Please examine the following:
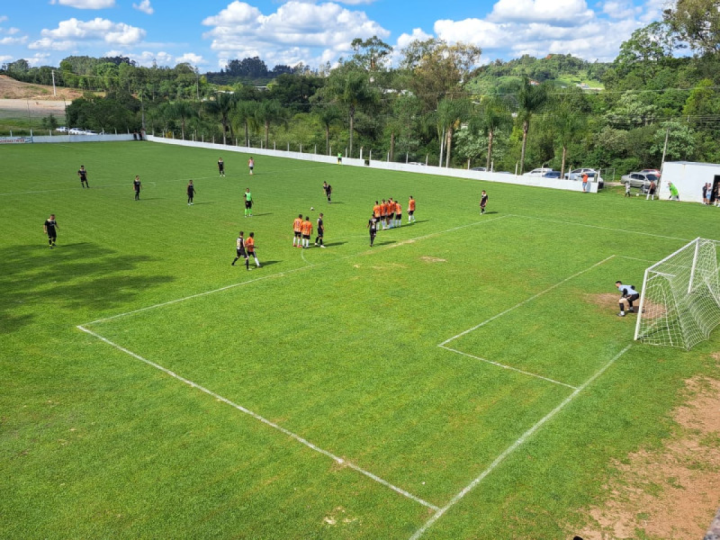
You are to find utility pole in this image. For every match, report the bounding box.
[51,70,57,97]
[661,127,670,167]
[196,68,200,101]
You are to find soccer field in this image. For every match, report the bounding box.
[1,141,718,539]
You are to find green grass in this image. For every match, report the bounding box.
[1,141,719,539]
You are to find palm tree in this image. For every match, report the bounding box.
[313,104,341,155]
[255,100,285,148]
[327,70,377,156]
[231,101,259,146]
[171,101,197,140]
[476,97,512,170]
[436,98,470,168]
[205,92,236,145]
[552,99,587,179]
[516,78,547,173]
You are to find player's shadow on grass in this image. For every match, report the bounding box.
[0,243,174,335]
[323,242,347,247]
[375,240,396,246]
[250,213,273,217]
[259,260,280,267]
[327,201,344,204]
[483,211,499,215]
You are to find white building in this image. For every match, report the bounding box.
[660,161,720,203]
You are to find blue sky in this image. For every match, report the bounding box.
[0,0,666,70]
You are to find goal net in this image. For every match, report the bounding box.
[634,238,720,350]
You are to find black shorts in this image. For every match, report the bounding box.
[247,250,255,257]
[302,234,310,240]
[219,165,224,171]
[317,230,324,237]
[47,232,57,240]
[370,230,377,237]
[249,166,253,171]
[294,231,302,238]
[408,210,414,216]
[396,214,402,220]
[387,213,394,219]
[236,249,247,257]
[245,201,252,209]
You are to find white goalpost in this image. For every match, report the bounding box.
[635,238,720,350]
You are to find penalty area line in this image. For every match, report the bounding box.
[439,255,616,347]
[77,325,439,512]
[409,345,632,540]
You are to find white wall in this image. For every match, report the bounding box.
[660,162,720,203]
[32,134,136,144]
[148,136,598,194]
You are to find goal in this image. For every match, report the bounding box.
[634,238,720,350]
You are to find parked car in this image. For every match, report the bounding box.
[524,168,553,177]
[621,171,659,191]
[542,171,561,178]
[640,169,661,176]
[471,166,487,172]
[56,126,67,133]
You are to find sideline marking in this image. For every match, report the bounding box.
[82,214,511,326]
[409,345,632,539]
[440,255,616,347]
[439,346,577,390]
[509,214,693,242]
[77,325,439,512]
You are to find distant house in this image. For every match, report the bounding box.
[529,79,540,86]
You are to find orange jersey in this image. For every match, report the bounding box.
[395,202,402,214]
[408,199,415,211]
[293,218,303,232]
[381,203,388,215]
[302,221,313,235]
[245,237,255,251]
[373,205,381,217]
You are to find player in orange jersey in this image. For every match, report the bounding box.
[394,199,402,228]
[301,216,313,248]
[244,232,261,270]
[293,214,303,248]
[408,196,416,223]
[373,201,381,222]
[386,198,395,229]
[380,199,388,230]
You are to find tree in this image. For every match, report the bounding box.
[436,98,470,167]
[471,96,512,170]
[650,121,697,161]
[255,100,286,148]
[350,36,393,71]
[326,69,378,155]
[615,23,673,84]
[664,0,720,56]
[551,99,587,179]
[232,101,259,146]
[170,101,197,140]
[313,104,342,155]
[41,114,58,131]
[515,78,548,173]
[205,92,236,145]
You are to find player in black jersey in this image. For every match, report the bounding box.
[323,181,332,203]
[315,213,326,248]
[232,231,247,266]
[43,214,59,248]
[480,190,488,214]
[187,180,197,205]
[218,157,225,177]
[78,165,89,188]
[133,175,142,200]
[368,214,378,247]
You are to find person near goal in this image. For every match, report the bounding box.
[616,281,640,317]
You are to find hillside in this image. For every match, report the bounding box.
[468,54,608,95]
[0,75,85,100]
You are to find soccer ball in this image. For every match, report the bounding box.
[310,206,314,211]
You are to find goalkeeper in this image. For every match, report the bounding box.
[615,281,640,317]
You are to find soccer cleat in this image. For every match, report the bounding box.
[321,245,326,249]
[628,307,635,313]
[618,312,625,317]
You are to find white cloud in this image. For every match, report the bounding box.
[27,53,51,66]
[0,55,12,63]
[603,0,639,19]
[6,28,21,35]
[50,0,116,8]
[104,50,206,67]
[31,18,146,50]
[0,35,28,45]
[133,0,154,15]
[489,0,595,25]
[202,1,388,67]
[0,16,7,23]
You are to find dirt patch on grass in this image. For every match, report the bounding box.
[586,293,666,319]
[0,75,85,100]
[322,506,357,526]
[577,377,720,540]
[421,256,446,263]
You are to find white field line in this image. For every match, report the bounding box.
[77,324,439,511]
[439,255,616,347]
[439,346,577,390]
[509,214,693,242]
[409,344,632,540]
[82,214,511,327]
